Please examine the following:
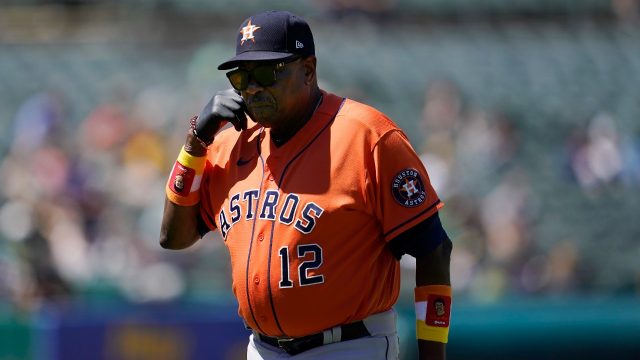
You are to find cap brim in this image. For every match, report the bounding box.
[217,51,296,70]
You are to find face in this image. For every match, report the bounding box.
[174,174,184,191]
[234,57,314,129]
[435,300,445,317]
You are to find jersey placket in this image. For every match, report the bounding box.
[246,149,289,336]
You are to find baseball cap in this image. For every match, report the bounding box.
[217,10,315,70]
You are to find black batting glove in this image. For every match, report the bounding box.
[195,89,248,145]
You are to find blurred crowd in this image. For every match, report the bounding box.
[399,77,640,302]
[0,85,232,310]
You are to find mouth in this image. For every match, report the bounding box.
[247,96,275,106]
[247,101,277,119]
[245,95,277,121]
[246,93,274,105]
[248,102,275,109]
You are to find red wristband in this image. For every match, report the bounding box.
[165,146,206,206]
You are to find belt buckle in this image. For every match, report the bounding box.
[278,338,295,347]
[277,337,295,349]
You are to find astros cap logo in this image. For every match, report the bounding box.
[239,19,261,45]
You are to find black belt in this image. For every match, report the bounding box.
[257,320,371,355]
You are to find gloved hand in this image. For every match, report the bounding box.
[195,89,248,145]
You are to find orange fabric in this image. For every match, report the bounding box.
[199,91,442,338]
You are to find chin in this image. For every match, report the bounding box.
[250,110,276,127]
[254,118,273,128]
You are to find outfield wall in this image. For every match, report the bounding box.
[1,297,638,360]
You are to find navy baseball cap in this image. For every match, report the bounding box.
[217,10,315,70]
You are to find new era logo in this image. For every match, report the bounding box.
[295,40,304,49]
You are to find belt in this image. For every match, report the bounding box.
[257,320,371,356]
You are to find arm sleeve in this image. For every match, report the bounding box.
[387,212,449,259]
[371,129,443,242]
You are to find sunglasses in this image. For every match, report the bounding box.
[226,56,300,91]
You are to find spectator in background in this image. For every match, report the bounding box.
[564,112,624,194]
[10,91,66,153]
[612,0,640,23]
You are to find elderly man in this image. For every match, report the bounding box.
[161,10,452,360]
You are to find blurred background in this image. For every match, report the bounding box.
[1,0,639,359]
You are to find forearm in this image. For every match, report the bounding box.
[160,130,209,250]
[419,340,446,360]
[159,198,201,249]
[415,239,451,287]
[416,238,452,360]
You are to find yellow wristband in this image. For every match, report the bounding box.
[416,319,449,343]
[415,285,452,343]
[165,146,206,206]
[177,146,206,170]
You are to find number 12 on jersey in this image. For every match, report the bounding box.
[278,244,325,288]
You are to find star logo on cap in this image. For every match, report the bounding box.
[240,19,261,45]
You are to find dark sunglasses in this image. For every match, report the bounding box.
[226,56,300,91]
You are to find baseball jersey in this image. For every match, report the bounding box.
[198,91,443,338]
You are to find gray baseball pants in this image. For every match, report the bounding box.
[246,309,400,360]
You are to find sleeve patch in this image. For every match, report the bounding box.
[391,168,427,207]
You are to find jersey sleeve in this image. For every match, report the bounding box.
[371,129,443,242]
[197,160,218,233]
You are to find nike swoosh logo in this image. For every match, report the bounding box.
[236,157,253,166]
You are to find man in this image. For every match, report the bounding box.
[160,10,452,360]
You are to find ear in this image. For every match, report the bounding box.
[302,56,317,85]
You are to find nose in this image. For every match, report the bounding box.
[244,78,264,95]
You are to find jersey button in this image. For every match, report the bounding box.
[254,276,260,284]
[268,175,274,181]
[257,233,264,241]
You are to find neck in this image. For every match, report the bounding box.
[271,88,322,146]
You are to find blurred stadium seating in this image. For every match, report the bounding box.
[1,0,639,359]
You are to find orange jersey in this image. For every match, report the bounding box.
[198,91,442,338]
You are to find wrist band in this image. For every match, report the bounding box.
[190,115,212,148]
[415,285,452,343]
[165,146,206,206]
